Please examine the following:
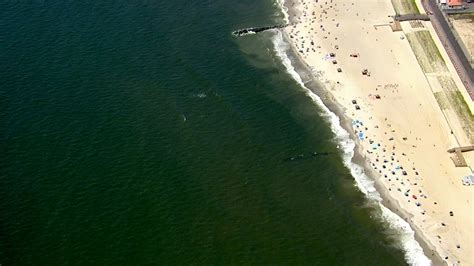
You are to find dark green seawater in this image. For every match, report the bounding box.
[2,0,407,264]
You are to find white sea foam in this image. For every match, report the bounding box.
[270,5,431,264]
[191,92,207,98]
[275,0,289,24]
[238,31,256,36]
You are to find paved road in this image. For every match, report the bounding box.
[423,0,474,100]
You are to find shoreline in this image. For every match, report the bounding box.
[278,26,445,266]
[275,0,462,264]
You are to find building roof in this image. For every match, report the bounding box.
[448,0,463,6]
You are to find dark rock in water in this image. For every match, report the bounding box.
[312,151,330,156]
[285,151,333,162]
[232,23,291,36]
[284,154,304,162]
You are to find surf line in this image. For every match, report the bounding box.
[232,23,293,37]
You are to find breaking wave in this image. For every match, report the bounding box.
[272,2,431,265]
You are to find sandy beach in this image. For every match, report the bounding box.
[281,0,474,264]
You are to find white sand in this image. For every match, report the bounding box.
[283,0,473,264]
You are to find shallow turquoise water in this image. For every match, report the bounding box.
[1,0,406,264]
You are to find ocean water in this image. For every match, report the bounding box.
[2,0,417,264]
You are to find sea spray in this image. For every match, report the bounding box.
[270,13,431,265]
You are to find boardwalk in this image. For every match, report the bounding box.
[424,0,474,100]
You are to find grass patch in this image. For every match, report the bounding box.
[450,91,474,141]
[452,91,474,119]
[437,76,474,141]
[406,31,447,73]
[437,75,458,92]
[391,0,420,15]
[434,92,449,110]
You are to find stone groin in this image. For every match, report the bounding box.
[232,24,291,36]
